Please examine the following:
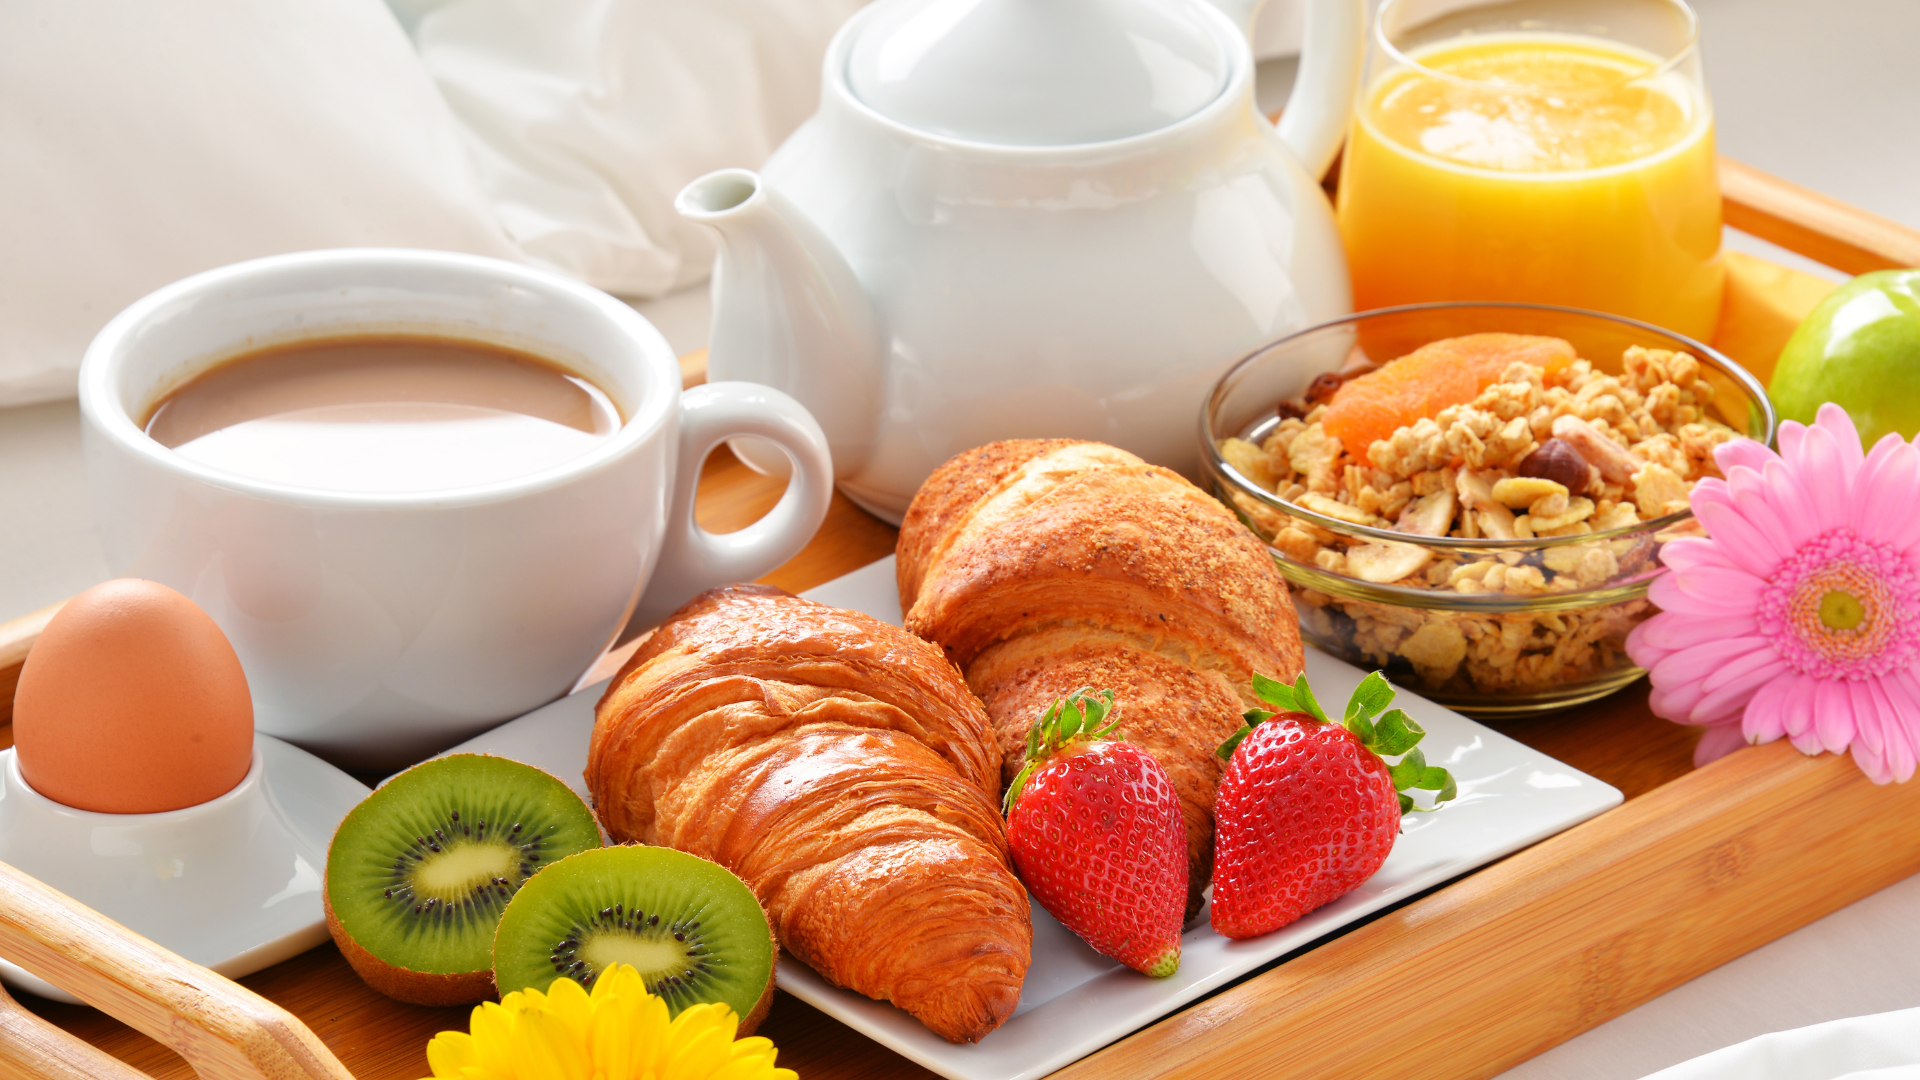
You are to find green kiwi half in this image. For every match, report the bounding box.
[324,753,602,1005]
[493,845,777,1034]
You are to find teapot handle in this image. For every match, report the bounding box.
[1207,0,1365,182]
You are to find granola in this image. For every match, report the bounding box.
[1217,337,1743,702]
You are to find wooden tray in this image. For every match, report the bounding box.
[1,157,1918,1080]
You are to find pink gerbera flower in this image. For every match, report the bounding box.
[1626,403,1920,783]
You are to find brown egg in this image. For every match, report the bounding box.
[14,579,254,814]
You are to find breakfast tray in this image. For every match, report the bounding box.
[1,157,1918,1080]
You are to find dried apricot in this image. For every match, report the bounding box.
[1322,334,1575,463]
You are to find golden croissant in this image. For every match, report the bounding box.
[897,439,1306,915]
[586,584,1030,1044]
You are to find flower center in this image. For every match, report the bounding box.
[1758,529,1920,681]
[1819,589,1866,631]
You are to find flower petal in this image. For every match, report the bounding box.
[1850,742,1893,785]
[1693,499,1788,577]
[1722,468,1799,559]
[1714,437,1778,476]
[1649,636,1777,718]
[1658,535,1749,575]
[1669,564,1769,610]
[1879,670,1920,784]
[1742,674,1792,743]
[1776,410,1858,483]
[1846,680,1888,783]
[1855,434,1920,554]
[1815,402,1869,470]
[623,990,674,1078]
[1650,680,1693,722]
[424,1031,479,1080]
[1650,569,1758,619]
[1693,721,1749,767]
[1756,459,1832,550]
[1689,475,1732,507]
[1778,673,1824,752]
[667,1012,735,1080]
[544,975,594,1047]
[1774,417,1808,462]
[1691,650,1792,724]
[1626,618,1674,668]
[470,1001,517,1070]
[1630,610,1754,655]
[509,1006,589,1080]
[1813,677,1857,754]
[713,1057,775,1080]
[1650,636,1776,684]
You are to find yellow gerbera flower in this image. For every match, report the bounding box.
[418,964,796,1080]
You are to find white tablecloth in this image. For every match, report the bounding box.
[1640,1007,1920,1080]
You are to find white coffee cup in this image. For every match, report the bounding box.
[79,249,832,768]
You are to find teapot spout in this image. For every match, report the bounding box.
[677,169,882,478]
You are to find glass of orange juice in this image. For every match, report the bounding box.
[1336,0,1724,341]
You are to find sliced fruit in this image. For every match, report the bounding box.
[1323,333,1576,462]
[493,845,778,1035]
[324,753,602,1006]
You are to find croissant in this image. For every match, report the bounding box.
[586,584,1030,1044]
[897,440,1306,915]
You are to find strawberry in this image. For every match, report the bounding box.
[1210,671,1457,940]
[1003,688,1186,977]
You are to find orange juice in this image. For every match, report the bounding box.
[1337,35,1724,340]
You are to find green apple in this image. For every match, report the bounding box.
[1769,269,1920,447]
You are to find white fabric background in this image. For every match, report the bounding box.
[0,0,870,407]
[1640,1008,1920,1080]
[0,1,519,406]
[388,0,870,297]
[0,0,1307,409]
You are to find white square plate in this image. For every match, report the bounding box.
[453,556,1622,1080]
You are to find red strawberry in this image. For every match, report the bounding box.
[1210,671,1456,940]
[1004,689,1186,977]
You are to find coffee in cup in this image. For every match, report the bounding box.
[144,334,623,494]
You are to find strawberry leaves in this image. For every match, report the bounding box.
[1218,671,1458,814]
[1218,672,1322,757]
[1250,671,1328,723]
[1389,749,1457,813]
[1004,687,1119,815]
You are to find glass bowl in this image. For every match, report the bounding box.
[1200,303,1775,716]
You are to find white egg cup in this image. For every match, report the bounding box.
[0,733,367,1004]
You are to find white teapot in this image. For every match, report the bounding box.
[677,0,1362,523]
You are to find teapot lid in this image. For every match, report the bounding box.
[845,0,1231,146]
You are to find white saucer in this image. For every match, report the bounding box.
[0,733,368,1004]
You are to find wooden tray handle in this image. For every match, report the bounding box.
[0,860,355,1080]
[0,978,150,1080]
[1721,156,1920,274]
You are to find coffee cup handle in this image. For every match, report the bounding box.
[627,380,834,632]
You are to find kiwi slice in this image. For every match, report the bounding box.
[324,753,601,1006]
[493,845,777,1034]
